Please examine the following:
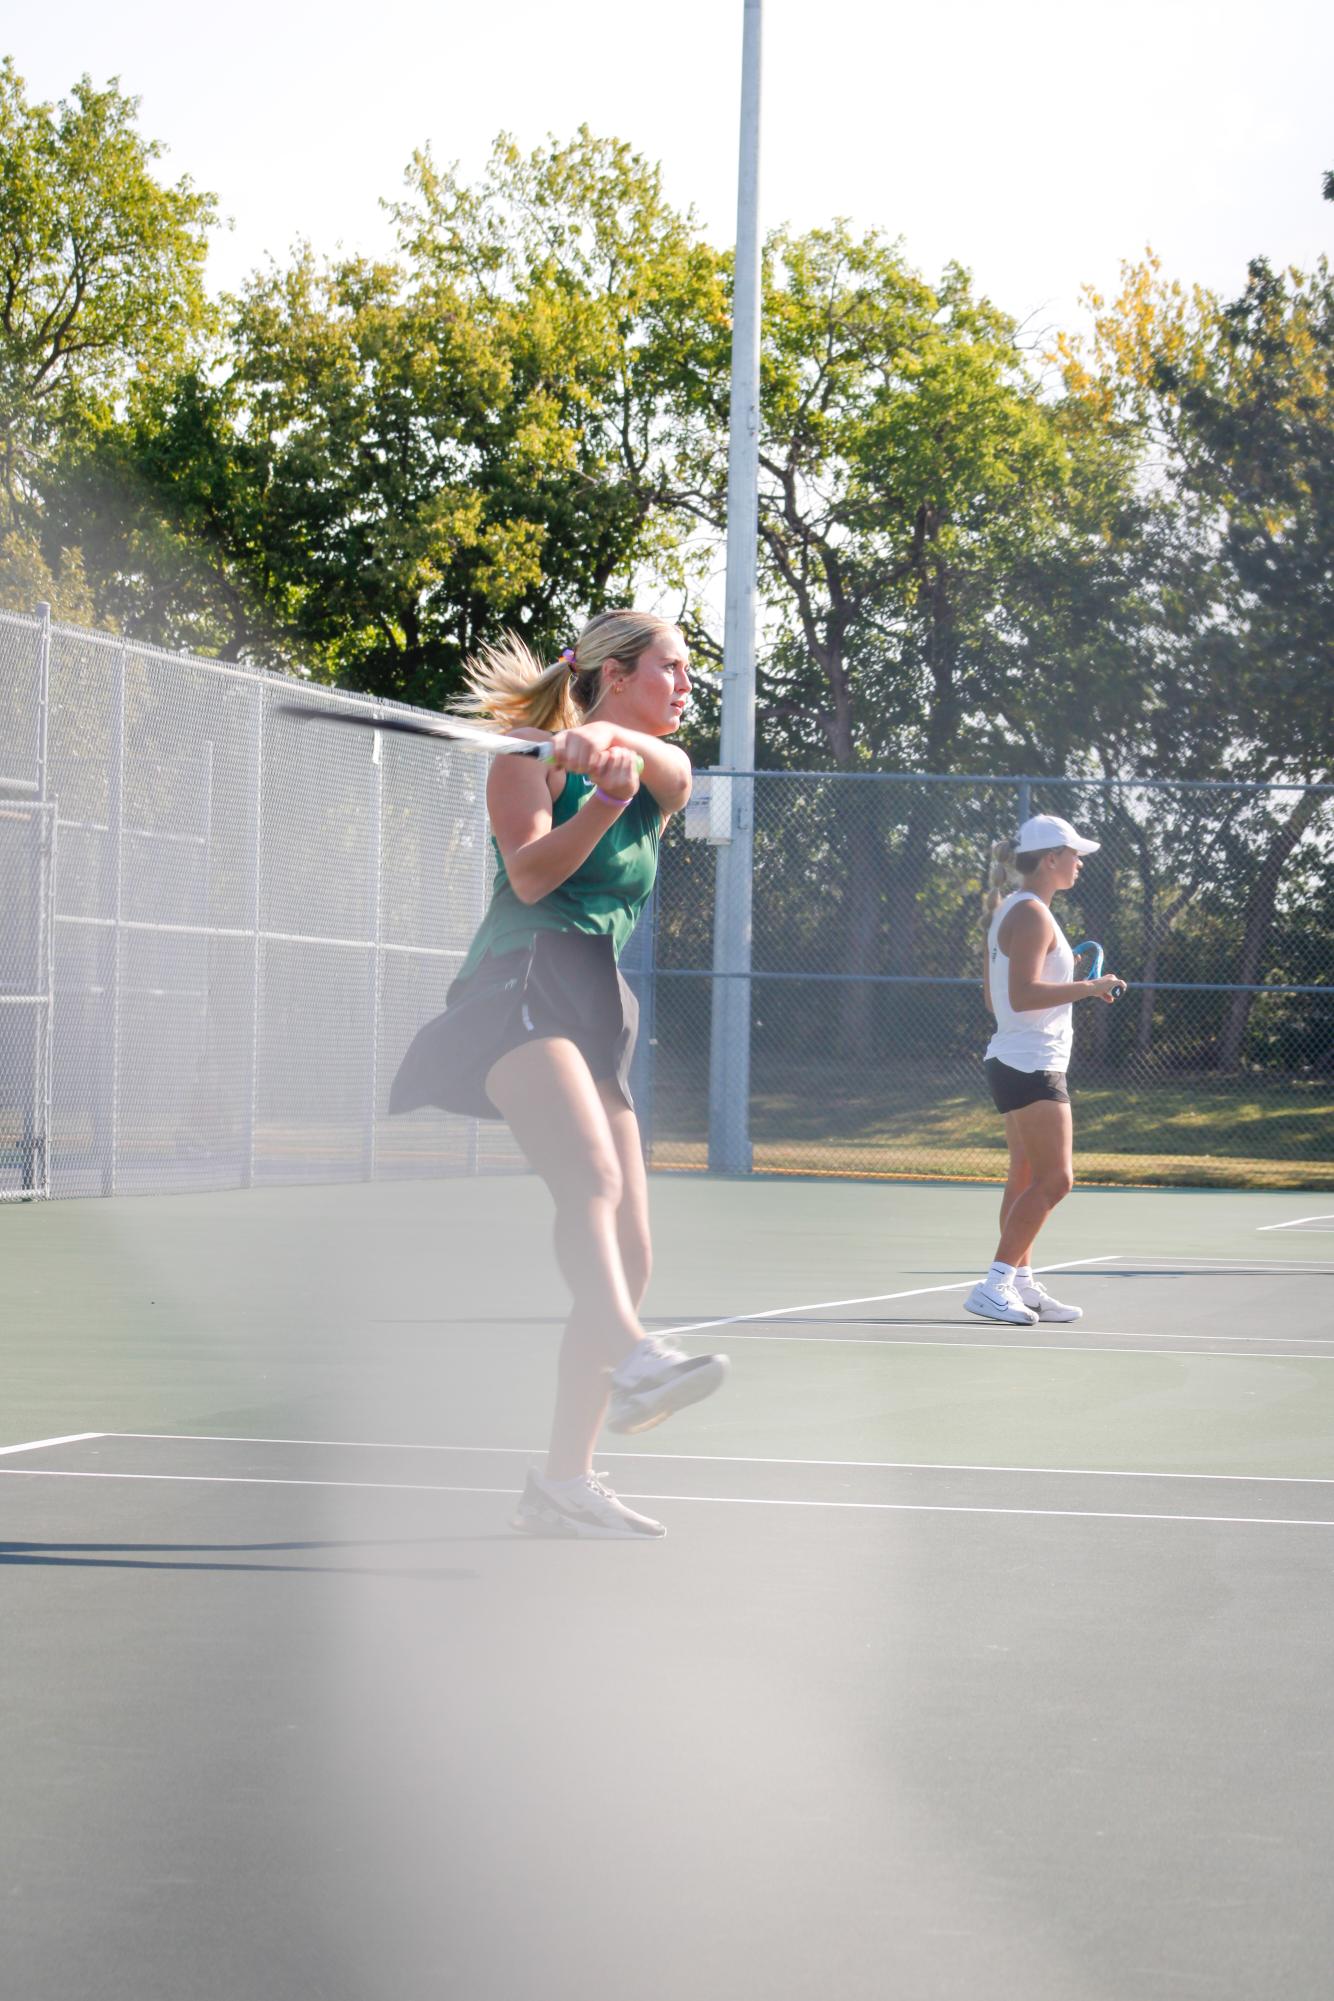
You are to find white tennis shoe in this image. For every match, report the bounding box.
[1016,1277,1083,1322]
[606,1338,730,1435]
[964,1278,1039,1326]
[511,1470,666,1540]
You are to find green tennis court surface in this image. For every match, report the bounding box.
[4,1178,1333,2000]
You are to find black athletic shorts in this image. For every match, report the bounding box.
[388,929,639,1122]
[984,1057,1070,1114]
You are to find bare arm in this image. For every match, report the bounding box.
[550,720,691,816]
[486,738,643,906]
[1002,901,1122,1008]
[982,937,993,1018]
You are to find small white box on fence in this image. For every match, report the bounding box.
[684,771,733,845]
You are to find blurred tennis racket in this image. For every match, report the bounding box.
[276,702,645,779]
[276,700,556,760]
[1072,939,1126,999]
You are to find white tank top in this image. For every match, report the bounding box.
[985,890,1075,1072]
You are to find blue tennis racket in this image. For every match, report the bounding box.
[1073,939,1126,999]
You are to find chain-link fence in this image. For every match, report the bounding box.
[3,606,1331,1198]
[653,771,1334,1187]
[0,607,529,1200]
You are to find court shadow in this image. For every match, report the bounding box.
[0,1535,482,1579]
[1028,1266,1331,1280]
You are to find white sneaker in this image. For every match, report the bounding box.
[964,1279,1039,1326]
[606,1339,730,1435]
[511,1470,665,1540]
[1016,1278,1083,1323]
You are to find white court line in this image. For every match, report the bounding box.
[735,1327,1334,1348]
[1257,1216,1334,1233]
[106,1434,1334,1486]
[668,1335,1334,1360]
[1048,1330,1334,1348]
[0,1433,103,1457]
[4,1465,1334,1530]
[682,1323,1334,1350]
[653,1254,1121,1339]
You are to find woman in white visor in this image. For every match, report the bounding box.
[968,814,1124,1325]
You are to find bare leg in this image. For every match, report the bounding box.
[994,1101,1074,1269]
[485,1038,644,1480]
[598,1079,652,1308]
[998,1125,1034,1253]
[538,1084,653,1476]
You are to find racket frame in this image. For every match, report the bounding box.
[274,700,644,776]
[274,699,552,759]
[1072,938,1125,999]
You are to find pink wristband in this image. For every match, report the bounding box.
[593,785,631,808]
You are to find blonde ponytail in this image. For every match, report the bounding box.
[456,609,680,735]
[984,837,1022,915]
[456,636,578,734]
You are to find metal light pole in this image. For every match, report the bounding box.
[707,0,762,1173]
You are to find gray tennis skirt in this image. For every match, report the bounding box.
[388,929,639,1122]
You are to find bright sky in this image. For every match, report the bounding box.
[8,0,1333,335]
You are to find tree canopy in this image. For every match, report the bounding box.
[2,64,1329,816]
[0,59,214,612]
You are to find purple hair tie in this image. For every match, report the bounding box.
[557,647,576,668]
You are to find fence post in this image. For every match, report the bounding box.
[465,771,488,1175]
[32,600,53,1192]
[200,740,214,930]
[364,728,384,1180]
[34,602,51,803]
[707,0,763,1177]
[708,782,754,1172]
[242,674,265,1187]
[98,642,126,1195]
[39,804,55,1197]
[17,800,56,1198]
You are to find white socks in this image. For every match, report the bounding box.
[987,1262,1037,1293]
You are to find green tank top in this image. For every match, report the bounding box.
[455,772,661,984]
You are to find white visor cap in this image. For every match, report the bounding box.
[1016,813,1100,856]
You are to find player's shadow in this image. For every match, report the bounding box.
[0,1535,486,1579]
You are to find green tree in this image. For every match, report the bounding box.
[1060,253,1334,1065]
[392,128,728,625]
[0,525,94,620]
[1178,259,1334,1062]
[672,223,1154,1048]
[118,250,528,682]
[0,59,215,610]
[120,130,724,694]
